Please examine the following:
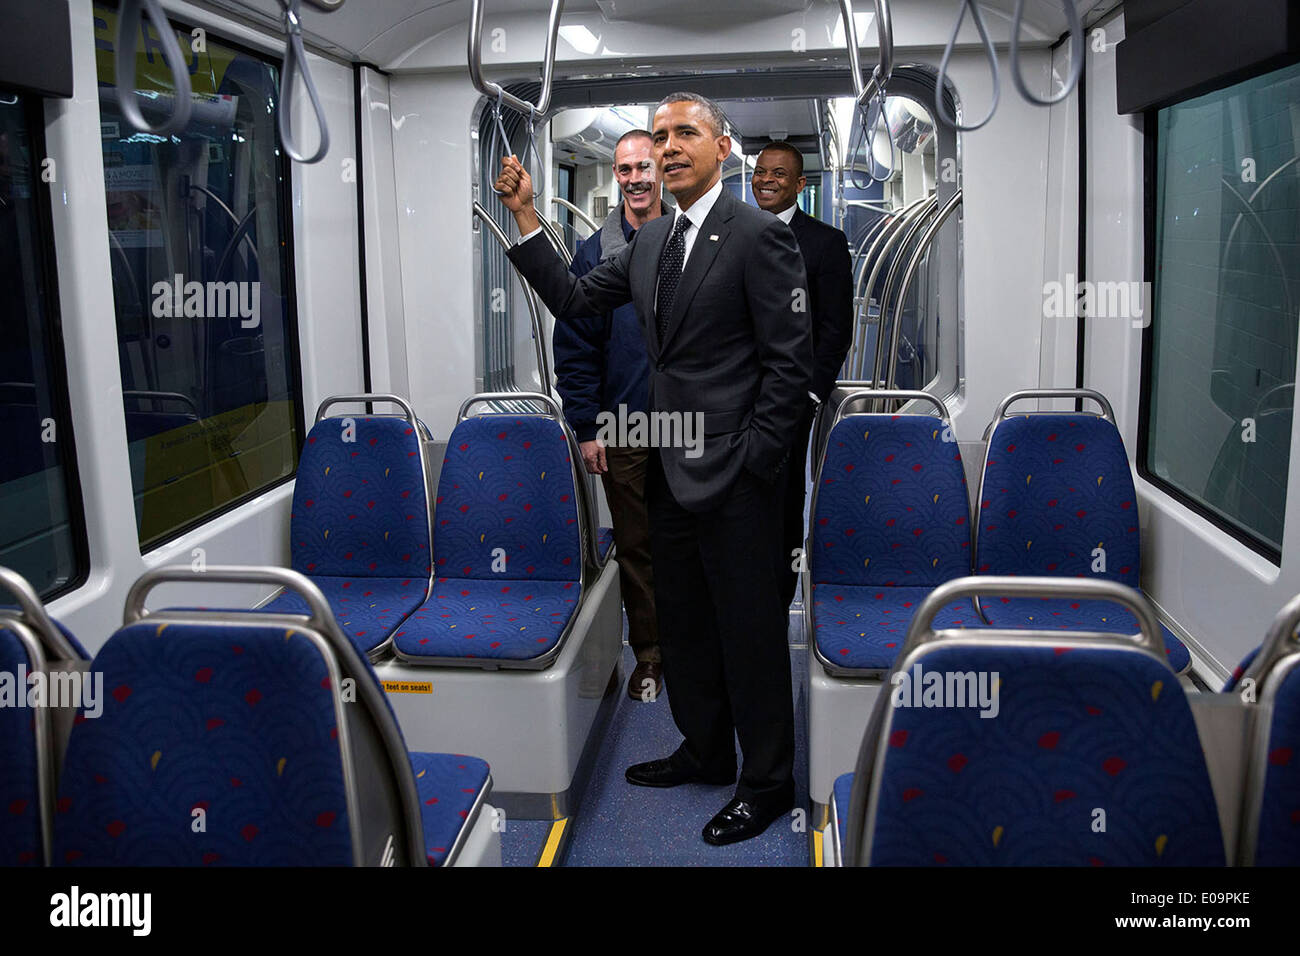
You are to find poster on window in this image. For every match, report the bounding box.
[104,163,163,249]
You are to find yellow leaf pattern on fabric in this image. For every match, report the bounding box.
[277,758,287,776]
[992,825,1004,847]
[1155,834,1168,857]
[1151,680,1163,701]
[151,751,162,770]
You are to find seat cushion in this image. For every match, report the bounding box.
[980,596,1191,674]
[597,526,614,561]
[1224,647,1260,692]
[833,771,854,861]
[410,752,491,866]
[813,585,982,671]
[290,416,431,579]
[394,578,581,662]
[262,575,426,655]
[0,625,41,865]
[867,643,1224,866]
[53,622,354,866]
[1253,662,1300,865]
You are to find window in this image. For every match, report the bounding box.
[94,4,303,550]
[1142,61,1300,560]
[0,92,88,598]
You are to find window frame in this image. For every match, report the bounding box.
[93,4,307,554]
[7,90,93,600]
[1135,65,1300,566]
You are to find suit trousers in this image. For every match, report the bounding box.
[600,445,659,664]
[646,448,796,801]
[778,401,817,610]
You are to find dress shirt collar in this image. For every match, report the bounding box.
[674,176,724,232]
[774,203,798,225]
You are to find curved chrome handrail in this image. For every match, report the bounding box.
[870,199,939,389]
[992,387,1116,424]
[115,0,193,136]
[0,566,82,661]
[314,393,420,427]
[551,197,599,234]
[847,196,931,376]
[838,0,893,109]
[885,189,963,393]
[468,0,564,117]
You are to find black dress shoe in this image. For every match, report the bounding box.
[625,752,735,788]
[701,794,794,846]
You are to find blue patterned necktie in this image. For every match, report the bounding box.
[655,214,692,342]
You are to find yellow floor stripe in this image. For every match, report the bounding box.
[537,818,568,867]
[813,826,824,868]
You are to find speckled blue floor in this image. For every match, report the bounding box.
[501,819,554,867]
[558,637,811,867]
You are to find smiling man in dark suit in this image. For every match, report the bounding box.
[495,92,812,845]
[750,141,854,612]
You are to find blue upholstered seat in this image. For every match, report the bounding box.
[811,413,974,673]
[395,415,583,664]
[848,643,1224,866]
[597,526,614,561]
[976,414,1190,672]
[832,770,853,857]
[1224,647,1260,692]
[0,624,42,866]
[1250,661,1300,865]
[280,415,432,653]
[410,752,491,866]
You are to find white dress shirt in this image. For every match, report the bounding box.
[773,203,797,225]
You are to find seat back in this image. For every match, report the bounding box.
[290,395,433,581]
[0,567,88,867]
[976,391,1139,587]
[844,577,1225,866]
[434,396,586,584]
[810,392,970,589]
[52,567,427,867]
[1236,593,1300,865]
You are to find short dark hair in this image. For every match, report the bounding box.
[757,140,804,178]
[615,128,652,151]
[654,92,730,138]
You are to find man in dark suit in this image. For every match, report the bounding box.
[750,142,854,611]
[495,92,812,845]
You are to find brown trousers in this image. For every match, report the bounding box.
[601,444,660,663]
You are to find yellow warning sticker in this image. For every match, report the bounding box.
[382,681,433,695]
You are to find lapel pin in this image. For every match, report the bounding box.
[709,234,719,241]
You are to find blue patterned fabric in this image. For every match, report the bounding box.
[981,597,1191,674]
[261,575,426,655]
[976,414,1188,671]
[1253,660,1300,865]
[435,416,582,582]
[1225,647,1261,693]
[833,771,853,860]
[597,526,614,561]
[393,578,580,661]
[0,625,41,866]
[866,644,1224,866]
[0,611,88,659]
[813,415,971,588]
[410,752,490,866]
[813,585,981,670]
[52,622,353,866]
[290,416,431,579]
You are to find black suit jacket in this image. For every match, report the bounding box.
[787,208,854,402]
[507,187,812,513]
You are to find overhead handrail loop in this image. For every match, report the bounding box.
[1009,0,1084,107]
[838,0,893,109]
[468,0,564,117]
[115,0,193,136]
[935,0,1000,132]
[277,0,331,164]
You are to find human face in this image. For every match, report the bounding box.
[751,147,805,214]
[613,137,659,217]
[651,100,730,210]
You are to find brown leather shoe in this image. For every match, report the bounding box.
[628,660,663,701]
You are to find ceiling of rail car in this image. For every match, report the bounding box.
[205,0,1104,65]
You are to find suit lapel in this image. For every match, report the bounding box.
[661,190,734,353]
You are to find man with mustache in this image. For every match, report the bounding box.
[750,141,854,612]
[496,92,811,845]
[552,129,668,700]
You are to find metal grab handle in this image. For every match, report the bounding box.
[314,393,420,427]
[124,565,335,629]
[871,199,938,389]
[830,388,952,427]
[473,201,556,395]
[935,0,1000,132]
[1238,592,1300,698]
[458,390,562,421]
[0,567,82,661]
[906,576,1168,659]
[837,0,893,109]
[468,0,564,117]
[277,0,331,163]
[1010,0,1084,107]
[845,89,896,190]
[551,197,599,234]
[885,189,963,391]
[993,387,1116,423]
[115,0,193,136]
